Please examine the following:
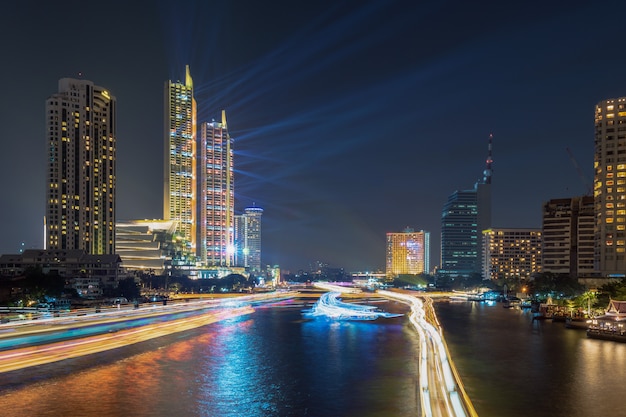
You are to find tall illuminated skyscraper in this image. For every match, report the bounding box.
[595,98,626,277]
[164,65,196,254]
[386,228,430,277]
[198,111,234,266]
[45,77,116,254]
[440,135,493,278]
[234,206,263,273]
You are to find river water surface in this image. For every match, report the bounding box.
[0,299,623,417]
[435,300,626,417]
[0,300,418,417]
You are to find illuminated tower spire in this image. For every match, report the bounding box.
[185,64,193,89]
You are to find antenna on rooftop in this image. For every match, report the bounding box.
[566,147,592,196]
[483,133,493,184]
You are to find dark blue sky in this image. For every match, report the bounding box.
[0,0,623,272]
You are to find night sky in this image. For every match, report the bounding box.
[1,0,624,272]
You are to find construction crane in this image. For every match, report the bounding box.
[566,147,593,196]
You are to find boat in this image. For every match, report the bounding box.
[565,317,591,330]
[503,297,522,308]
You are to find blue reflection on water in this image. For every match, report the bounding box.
[192,307,417,417]
[0,304,418,417]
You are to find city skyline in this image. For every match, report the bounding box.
[1,1,625,272]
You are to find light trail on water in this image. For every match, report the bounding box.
[378,290,478,417]
[302,291,402,321]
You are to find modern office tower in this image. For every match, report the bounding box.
[386,228,430,277]
[234,214,244,267]
[45,78,116,254]
[440,135,493,278]
[198,111,234,266]
[234,206,263,272]
[542,196,595,278]
[164,65,196,255]
[482,228,542,280]
[595,98,626,278]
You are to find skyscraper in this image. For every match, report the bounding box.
[439,135,492,278]
[198,111,234,266]
[594,98,626,278]
[240,206,263,273]
[542,196,594,278]
[386,228,430,277]
[164,65,196,255]
[45,77,116,254]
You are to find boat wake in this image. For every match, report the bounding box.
[301,292,403,321]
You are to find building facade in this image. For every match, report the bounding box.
[197,111,234,267]
[542,196,595,278]
[164,65,197,255]
[45,78,116,254]
[595,98,626,277]
[386,228,430,277]
[234,206,263,273]
[482,228,542,280]
[115,220,177,275]
[440,135,493,278]
[0,249,123,293]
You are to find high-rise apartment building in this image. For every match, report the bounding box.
[386,228,430,277]
[482,228,542,280]
[542,196,594,278]
[440,135,493,277]
[164,65,196,255]
[234,206,263,273]
[198,111,234,266]
[595,98,626,277]
[45,78,116,254]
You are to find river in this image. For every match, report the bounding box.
[0,298,623,417]
[435,300,626,417]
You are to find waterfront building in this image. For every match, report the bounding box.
[45,78,116,254]
[542,196,595,278]
[587,299,626,341]
[164,65,197,256]
[386,228,430,277]
[482,228,542,280]
[115,220,177,275]
[197,111,234,267]
[0,249,122,293]
[594,98,626,278]
[234,206,264,273]
[440,135,493,278]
